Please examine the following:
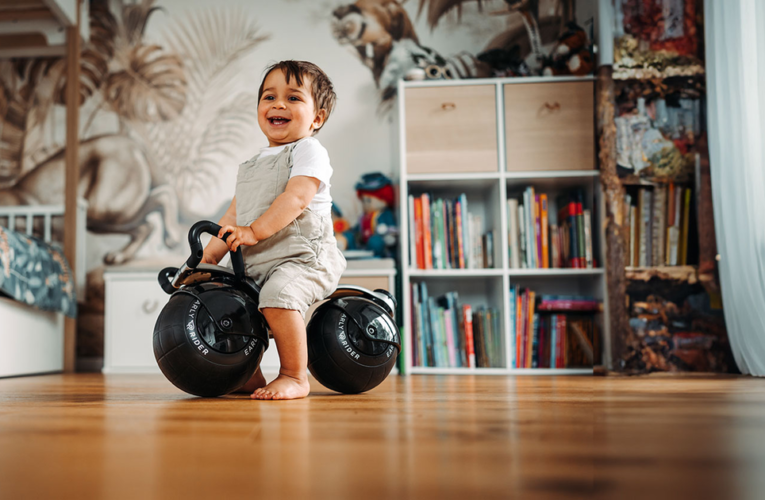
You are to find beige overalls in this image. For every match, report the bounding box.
[235,139,347,316]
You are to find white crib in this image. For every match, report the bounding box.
[0,200,87,378]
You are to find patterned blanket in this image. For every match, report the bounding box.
[0,226,77,318]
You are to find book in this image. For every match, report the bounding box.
[526,291,536,368]
[680,188,691,265]
[652,185,666,266]
[473,308,487,367]
[460,194,470,269]
[526,188,537,268]
[463,304,475,368]
[550,315,558,368]
[583,209,593,268]
[483,230,494,268]
[665,183,674,265]
[518,203,527,269]
[443,306,456,367]
[540,194,549,268]
[629,202,637,267]
[507,198,520,269]
[508,285,516,368]
[413,196,424,269]
[534,192,541,267]
[515,287,523,368]
[411,282,420,366]
[638,189,651,267]
[408,194,416,269]
[557,315,567,368]
[421,193,433,269]
[444,200,450,269]
[575,190,586,268]
[550,224,560,268]
[455,199,465,269]
[531,313,540,368]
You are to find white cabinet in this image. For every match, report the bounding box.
[103,259,397,374]
[103,270,169,373]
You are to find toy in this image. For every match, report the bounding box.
[155,221,400,397]
[343,172,398,258]
[541,22,594,77]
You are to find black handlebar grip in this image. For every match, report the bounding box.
[186,220,245,279]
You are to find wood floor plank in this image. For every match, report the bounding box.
[0,374,763,500]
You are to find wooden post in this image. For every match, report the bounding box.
[63,1,81,373]
[596,65,630,371]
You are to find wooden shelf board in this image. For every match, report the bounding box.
[507,268,604,277]
[407,269,504,278]
[408,367,592,375]
[625,265,698,283]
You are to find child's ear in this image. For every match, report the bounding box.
[312,109,327,131]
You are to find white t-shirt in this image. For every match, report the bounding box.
[258,137,333,215]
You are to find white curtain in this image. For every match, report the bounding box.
[705,0,765,375]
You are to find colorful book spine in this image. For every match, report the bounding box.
[518,203,527,269]
[557,315,567,368]
[534,194,542,268]
[550,315,558,368]
[575,191,586,268]
[462,305,475,368]
[444,308,456,367]
[526,291,536,368]
[583,209,593,268]
[540,194,549,268]
[421,194,433,269]
[460,194,469,269]
[680,188,691,265]
[455,199,465,269]
[507,198,520,269]
[414,196,424,269]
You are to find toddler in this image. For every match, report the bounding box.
[201,60,347,400]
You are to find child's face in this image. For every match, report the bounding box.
[258,69,326,147]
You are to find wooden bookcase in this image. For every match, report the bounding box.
[396,76,608,375]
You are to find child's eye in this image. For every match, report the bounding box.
[289,96,300,101]
[263,95,274,101]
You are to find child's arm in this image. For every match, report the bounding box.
[202,197,237,264]
[218,176,320,252]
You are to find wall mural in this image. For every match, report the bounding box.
[331,0,591,105]
[0,0,591,360]
[0,0,268,266]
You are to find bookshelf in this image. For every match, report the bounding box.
[396,76,607,376]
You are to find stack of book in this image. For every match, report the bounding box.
[509,286,601,368]
[410,281,505,368]
[507,187,594,269]
[625,183,692,267]
[408,193,495,270]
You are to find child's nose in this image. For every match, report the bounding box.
[273,100,287,109]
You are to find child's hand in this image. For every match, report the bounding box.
[218,225,258,252]
[200,252,218,265]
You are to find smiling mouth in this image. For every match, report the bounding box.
[268,117,291,126]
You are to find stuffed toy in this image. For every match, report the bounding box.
[541,22,594,77]
[332,203,353,251]
[341,172,398,258]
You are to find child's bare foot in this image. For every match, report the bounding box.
[251,373,310,400]
[234,367,267,394]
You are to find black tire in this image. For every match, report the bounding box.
[153,293,266,397]
[307,300,399,394]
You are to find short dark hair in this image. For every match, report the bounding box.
[258,60,337,134]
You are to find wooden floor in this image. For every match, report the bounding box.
[0,374,764,500]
